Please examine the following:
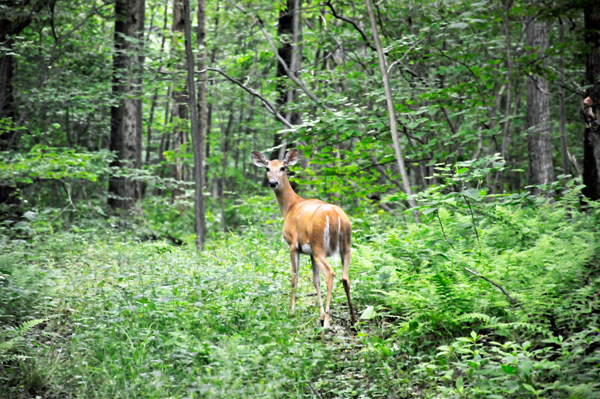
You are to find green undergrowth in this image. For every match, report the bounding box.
[0,224,398,398]
[1,194,600,398]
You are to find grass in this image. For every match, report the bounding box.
[0,223,401,398]
[1,194,600,398]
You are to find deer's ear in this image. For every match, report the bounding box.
[284,149,299,166]
[251,151,269,168]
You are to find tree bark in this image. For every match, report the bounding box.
[108,0,145,211]
[195,0,208,250]
[0,0,50,149]
[495,1,513,193]
[278,0,302,160]
[365,0,418,222]
[220,106,235,233]
[583,4,600,201]
[182,0,206,250]
[525,19,555,193]
[270,0,300,161]
[558,20,569,176]
[0,52,15,148]
[146,2,169,165]
[171,0,188,197]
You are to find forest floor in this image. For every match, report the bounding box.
[2,194,600,398]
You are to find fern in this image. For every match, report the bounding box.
[431,273,456,312]
[0,318,46,364]
[458,313,491,324]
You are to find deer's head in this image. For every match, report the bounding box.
[251,149,299,190]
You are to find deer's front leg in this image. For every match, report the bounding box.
[289,246,300,316]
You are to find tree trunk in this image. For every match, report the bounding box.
[0,52,15,148]
[145,2,169,165]
[558,20,569,176]
[278,0,302,159]
[170,0,188,197]
[183,0,206,251]
[196,0,208,250]
[205,3,220,184]
[108,0,145,211]
[269,0,299,162]
[234,109,245,170]
[583,4,600,201]
[242,96,256,178]
[525,19,555,192]
[495,1,513,194]
[220,106,235,233]
[0,0,50,150]
[365,0,418,223]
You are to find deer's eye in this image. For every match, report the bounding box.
[266,167,270,172]
[280,167,285,172]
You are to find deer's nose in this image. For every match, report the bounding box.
[269,181,278,188]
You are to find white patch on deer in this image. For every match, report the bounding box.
[324,215,330,255]
[335,216,341,258]
[301,243,313,255]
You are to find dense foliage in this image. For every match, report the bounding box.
[1,185,599,397]
[1,0,600,397]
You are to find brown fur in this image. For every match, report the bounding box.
[251,149,357,327]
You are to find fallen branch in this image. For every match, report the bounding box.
[464,267,518,304]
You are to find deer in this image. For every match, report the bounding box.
[251,149,357,328]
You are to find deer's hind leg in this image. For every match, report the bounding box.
[341,247,357,324]
[310,255,325,322]
[313,253,334,328]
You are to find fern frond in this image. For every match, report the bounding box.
[431,273,456,310]
[0,318,46,363]
[458,313,491,323]
[16,318,46,334]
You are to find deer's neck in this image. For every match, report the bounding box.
[275,176,302,217]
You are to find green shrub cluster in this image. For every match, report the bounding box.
[1,177,599,397]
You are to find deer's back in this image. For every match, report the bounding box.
[282,199,351,257]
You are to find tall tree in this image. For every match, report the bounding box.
[278,0,302,159]
[108,0,145,210]
[558,20,569,176]
[270,0,300,161]
[219,105,235,233]
[0,1,50,210]
[0,0,50,149]
[171,0,188,195]
[194,0,208,250]
[583,2,600,200]
[525,16,555,192]
[182,0,206,251]
[365,0,418,222]
[145,2,169,165]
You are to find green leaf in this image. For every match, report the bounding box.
[360,305,377,320]
[523,384,537,394]
[422,207,438,215]
[456,376,464,389]
[461,188,480,200]
[501,364,515,374]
